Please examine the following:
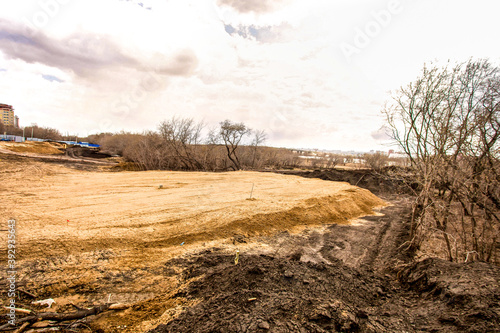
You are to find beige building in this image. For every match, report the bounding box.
[0,104,16,127]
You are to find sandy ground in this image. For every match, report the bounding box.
[0,148,386,331]
[1,158,385,259]
[0,141,115,165]
[0,141,65,155]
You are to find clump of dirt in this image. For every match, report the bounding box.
[65,146,112,159]
[111,161,142,171]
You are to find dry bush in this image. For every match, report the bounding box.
[1,124,23,136]
[91,119,352,173]
[122,132,170,170]
[87,132,113,145]
[98,132,143,156]
[158,117,206,170]
[98,118,269,172]
[325,154,344,168]
[386,59,500,263]
[259,148,301,169]
[363,152,389,171]
[2,124,62,140]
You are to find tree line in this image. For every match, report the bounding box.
[2,116,395,171]
[1,122,64,140]
[91,118,307,171]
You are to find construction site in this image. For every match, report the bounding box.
[0,141,499,332]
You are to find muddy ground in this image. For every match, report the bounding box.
[0,147,499,332]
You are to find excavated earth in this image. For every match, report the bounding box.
[0,144,499,332]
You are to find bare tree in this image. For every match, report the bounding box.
[158,117,205,170]
[385,59,500,263]
[99,132,140,156]
[251,129,267,168]
[363,152,389,171]
[325,154,343,169]
[219,120,251,170]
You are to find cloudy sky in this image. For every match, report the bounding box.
[0,0,499,151]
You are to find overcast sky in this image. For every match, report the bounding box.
[1,0,499,151]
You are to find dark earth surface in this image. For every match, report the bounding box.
[147,170,500,333]
[149,252,499,333]
[276,168,413,196]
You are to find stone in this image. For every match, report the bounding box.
[258,321,270,330]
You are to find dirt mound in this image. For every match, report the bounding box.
[145,192,386,249]
[1,141,64,154]
[150,250,403,333]
[277,169,411,196]
[398,258,500,332]
[146,251,500,333]
[1,166,386,261]
[65,146,112,159]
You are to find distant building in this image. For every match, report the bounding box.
[0,104,17,127]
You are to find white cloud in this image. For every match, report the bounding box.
[0,0,499,150]
[217,0,292,14]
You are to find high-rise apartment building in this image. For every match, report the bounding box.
[0,104,16,127]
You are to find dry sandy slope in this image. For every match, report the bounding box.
[0,141,64,155]
[1,159,386,259]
